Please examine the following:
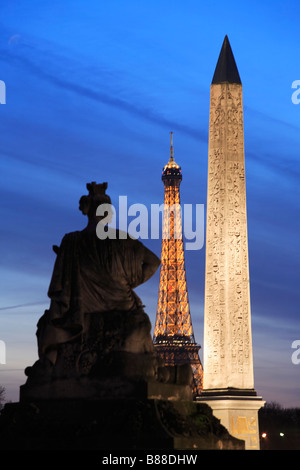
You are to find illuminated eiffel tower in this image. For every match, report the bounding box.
[153,133,203,396]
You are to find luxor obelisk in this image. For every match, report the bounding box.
[197,36,265,450]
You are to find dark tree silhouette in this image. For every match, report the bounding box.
[259,402,300,450]
[0,386,5,410]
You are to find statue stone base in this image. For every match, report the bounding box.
[20,309,193,402]
[0,398,244,450]
[20,370,194,402]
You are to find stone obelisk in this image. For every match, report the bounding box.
[197,36,264,450]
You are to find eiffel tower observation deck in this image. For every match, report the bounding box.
[153,133,203,396]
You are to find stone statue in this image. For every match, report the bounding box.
[21,182,166,400]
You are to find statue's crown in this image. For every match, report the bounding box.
[79,182,111,216]
[87,181,107,196]
[86,182,111,204]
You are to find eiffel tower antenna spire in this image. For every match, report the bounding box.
[170,131,174,161]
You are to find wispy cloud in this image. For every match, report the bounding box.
[244,105,300,133]
[0,301,48,312]
[0,36,207,142]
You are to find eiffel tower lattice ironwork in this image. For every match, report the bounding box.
[153,133,203,396]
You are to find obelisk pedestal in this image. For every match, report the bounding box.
[197,36,264,450]
[198,392,264,450]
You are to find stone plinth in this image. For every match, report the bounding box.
[197,390,265,450]
[0,398,244,450]
[20,376,193,402]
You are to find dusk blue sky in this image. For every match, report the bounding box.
[0,0,299,407]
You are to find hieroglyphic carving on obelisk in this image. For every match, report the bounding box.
[203,35,254,392]
[198,35,265,450]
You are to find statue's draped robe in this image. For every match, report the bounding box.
[38,230,147,362]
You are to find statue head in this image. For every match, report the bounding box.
[79,182,113,224]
